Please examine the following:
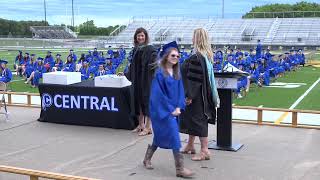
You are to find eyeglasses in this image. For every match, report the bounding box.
[170,54,180,58]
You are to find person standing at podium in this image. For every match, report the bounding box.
[123,27,157,136]
[180,28,220,161]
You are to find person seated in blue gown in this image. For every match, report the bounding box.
[106,46,114,59]
[249,61,260,86]
[62,56,76,72]
[92,48,99,57]
[79,60,90,81]
[0,59,12,83]
[68,49,77,63]
[44,51,54,72]
[236,63,248,98]
[105,59,115,74]
[25,54,36,80]
[25,57,46,88]
[297,49,305,67]
[17,52,29,77]
[94,61,113,77]
[14,50,23,74]
[52,54,64,72]
[258,58,270,86]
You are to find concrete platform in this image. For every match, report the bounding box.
[0,107,320,180]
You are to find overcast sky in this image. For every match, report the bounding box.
[0,0,318,27]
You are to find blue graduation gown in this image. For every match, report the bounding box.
[149,69,185,150]
[0,68,12,83]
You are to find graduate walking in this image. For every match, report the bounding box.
[143,41,194,178]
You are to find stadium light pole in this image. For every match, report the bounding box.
[72,0,75,28]
[44,0,47,26]
[222,0,224,18]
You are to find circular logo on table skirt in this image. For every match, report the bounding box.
[42,93,53,111]
[218,78,228,88]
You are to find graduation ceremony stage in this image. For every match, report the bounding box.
[38,80,136,130]
[1,106,320,180]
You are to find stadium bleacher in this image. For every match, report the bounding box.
[30,26,77,39]
[112,17,320,46]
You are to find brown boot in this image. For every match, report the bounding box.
[143,144,157,169]
[173,152,194,178]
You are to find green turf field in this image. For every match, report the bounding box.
[234,66,320,111]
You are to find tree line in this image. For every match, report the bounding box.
[0,18,123,37]
[243,1,320,18]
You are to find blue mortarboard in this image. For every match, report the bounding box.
[70,49,74,51]
[0,59,8,64]
[285,52,289,55]
[94,48,97,50]
[289,49,294,52]
[159,41,179,58]
[19,50,22,54]
[25,52,29,55]
[298,49,302,51]
[108,46,112,48]
[47,51,52,53]
[249,49,253,52]
[82,59,89,63]
[267,49,270,51]
[31,54,35,56]
[56,54,61,57]
[271,54,275,57]
[98,61,105,66]
[37,57,43,61]
[88,50,92,53]
[278,54,283,57]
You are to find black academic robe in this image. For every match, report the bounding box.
[125,45,157,117]
[179,53,216,137]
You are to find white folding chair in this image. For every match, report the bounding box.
[0,82,9,120]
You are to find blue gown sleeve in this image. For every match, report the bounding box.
[150,71,176,121]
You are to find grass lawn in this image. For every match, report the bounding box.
[234,66,320,110]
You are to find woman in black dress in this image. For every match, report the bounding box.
[180,28,220,161]
[124,27,157,136]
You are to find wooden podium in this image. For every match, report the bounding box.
[208,72,248,152]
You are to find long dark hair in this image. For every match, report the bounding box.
[133,27,149,47]
[159,48,180,80]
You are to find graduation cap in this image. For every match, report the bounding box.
[70,49,74,51]
[284,52,289,55]
[82,59,89,64]
[47,51,52,53]
[88,50,92,53]
[56,54,61,57]
[267,49,270,51]
[37,57,44,61]
[159,41,179,58]
[249,49,254,52]
[0,59,8,64]
[244,52,249,56]
[25,52,29,55]
[31,54,36,56]
[94,48,97,50]
[18,50,22,54]
[289,49,295,52]
[98,61,106,66]
[278,54,283,57]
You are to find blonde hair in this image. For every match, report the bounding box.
[193,28,213,62]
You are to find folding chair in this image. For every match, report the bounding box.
[0,82,9,120]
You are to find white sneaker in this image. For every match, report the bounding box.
[237,94,243,99]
